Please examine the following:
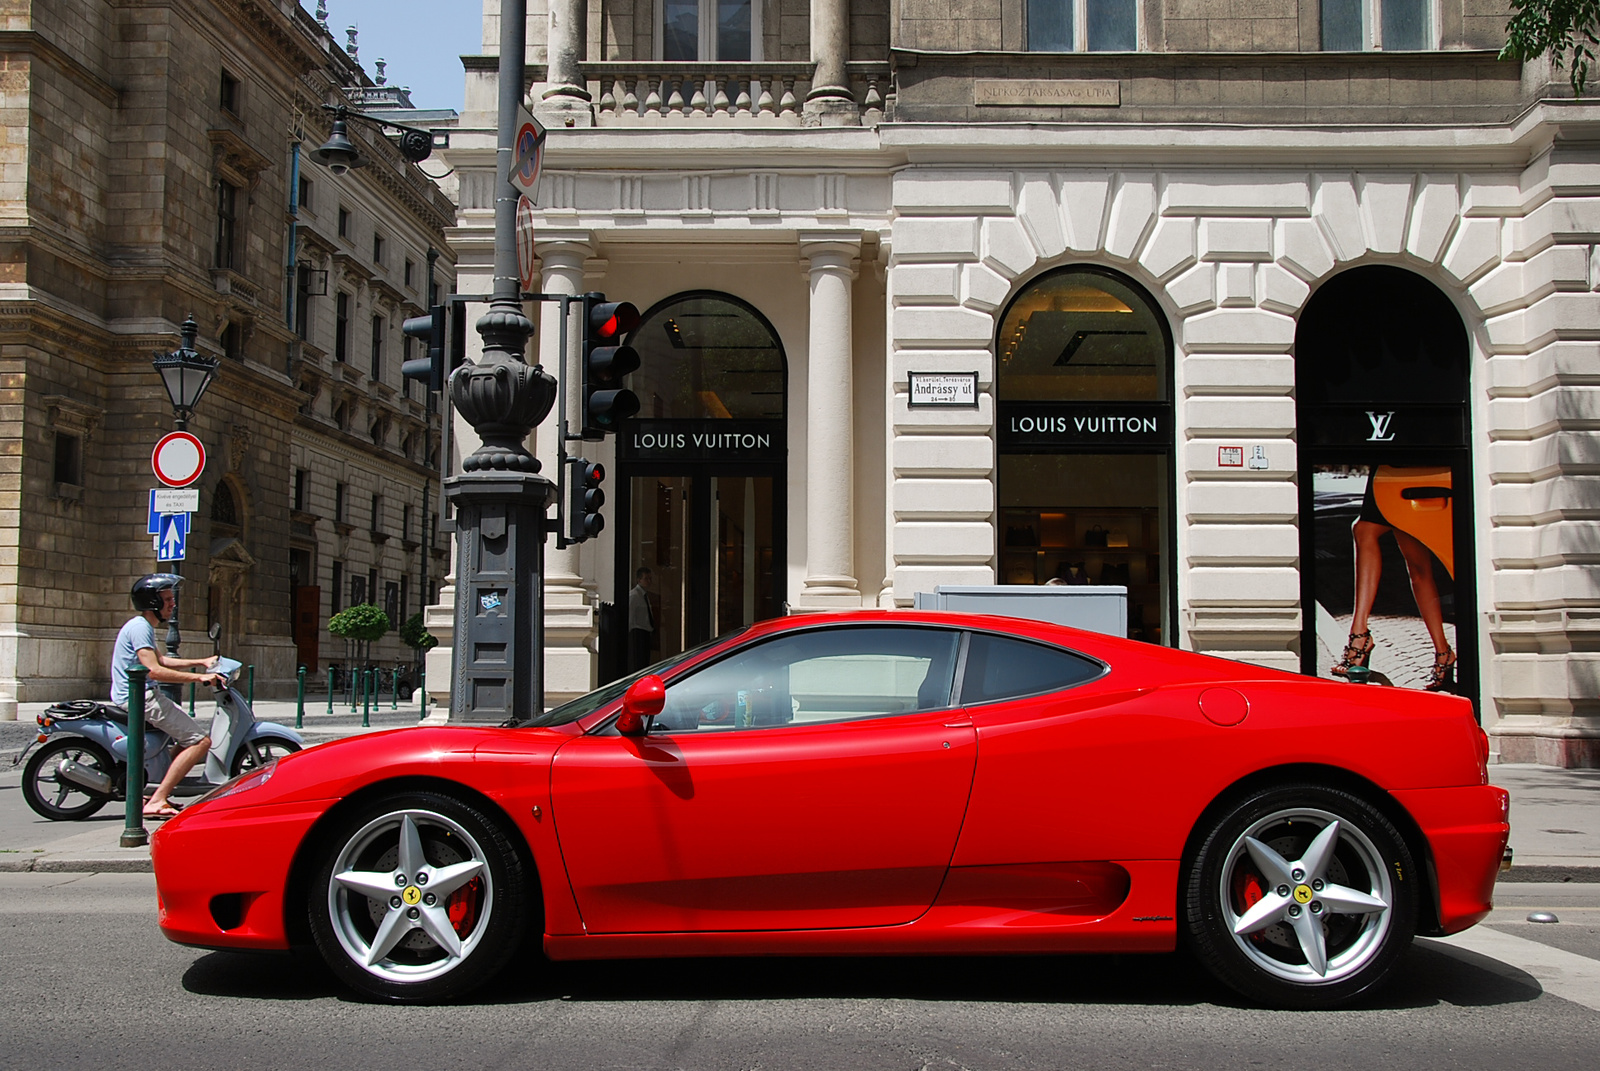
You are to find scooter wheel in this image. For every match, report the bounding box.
[230,737,301,777]
[22,738,117,820]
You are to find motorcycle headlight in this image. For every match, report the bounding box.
[196,760,278,805]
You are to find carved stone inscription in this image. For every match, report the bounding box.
[974,79,1121,107]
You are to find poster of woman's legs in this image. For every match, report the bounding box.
[1311,465,1458,692]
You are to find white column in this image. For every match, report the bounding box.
[542,0,592,114]
[797,233,862,608]
[534,234,598,704]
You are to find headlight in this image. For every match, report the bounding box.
[196,760,278,805]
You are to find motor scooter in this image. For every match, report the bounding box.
[14,657,304,820]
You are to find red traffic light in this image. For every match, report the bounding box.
[578,461,604,485]
[588,301,639,341]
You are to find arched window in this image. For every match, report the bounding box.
[626,292,785,421]
[1295,265,1474,697]
[994,266,1175,645]
[211,480,239,530]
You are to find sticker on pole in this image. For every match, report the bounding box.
[152,431,205,488]
[510,114,545,197]
[516,195,537,292]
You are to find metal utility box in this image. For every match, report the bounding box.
[913,585,1128,637]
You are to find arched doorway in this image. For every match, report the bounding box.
[1296,265,1475,700]
[606,292,787,680]
[994,266,1176,644]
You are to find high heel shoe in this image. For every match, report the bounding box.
[1331,630,1374,679]
[1425,648,1456,692]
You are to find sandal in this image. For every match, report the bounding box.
[1425,648,1457,692]
[1331,630,1374,678]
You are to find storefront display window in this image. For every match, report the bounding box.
[995,267,1175,644]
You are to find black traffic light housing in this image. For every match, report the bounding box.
[580,294,641,439]
[400,304,446,392]
[564,456,606,542]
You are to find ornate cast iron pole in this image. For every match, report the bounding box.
[445,0,557,722]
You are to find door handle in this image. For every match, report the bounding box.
[943,718,973,729]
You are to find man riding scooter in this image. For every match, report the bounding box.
[113,574,226,819]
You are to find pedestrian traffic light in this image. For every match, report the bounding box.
[400,305,446,392]
[580,294,640,440]
[564,456,606,542]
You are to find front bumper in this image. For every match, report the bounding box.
[1391,784,1510,935]
[151,798,334,951]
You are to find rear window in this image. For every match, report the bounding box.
[959,632,1104,705]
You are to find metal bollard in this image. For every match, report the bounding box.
[350,664,359,711]
[296,666,305,728]
[362,668,371,728]
[247,664,254,706]
[326,666,334,715]
[188,681,195,716]
[392,667,399,710]
[121,666,148,848]
[418,666,427,721]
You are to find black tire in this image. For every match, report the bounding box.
[307,790,529,1002]
[230,736,302,777]
[22,738,118,820]
[396,684,413,702]
[1184,783,1417,1009]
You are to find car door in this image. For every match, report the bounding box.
[550,625,975,934]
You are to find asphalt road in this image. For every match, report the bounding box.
[1,874,1595,1070]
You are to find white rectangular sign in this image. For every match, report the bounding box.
[908,372,979,408]
[152,488,200,514]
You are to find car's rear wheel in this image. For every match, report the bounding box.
[1184,784,1417,1009]
[307,790,528,1002]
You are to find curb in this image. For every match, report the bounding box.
[9,858,1599,881]
[1497,865,1600,884]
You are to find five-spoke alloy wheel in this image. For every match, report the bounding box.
[308,791,528,1002]
[1185,784,1417,1009]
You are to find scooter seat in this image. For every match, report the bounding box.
[44,699,129,725]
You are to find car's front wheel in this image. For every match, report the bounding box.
[308,790,529,1002]
[1184,784,1417,1009]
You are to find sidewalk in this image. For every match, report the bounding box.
[0,693,445,873]
[5,720,1595,878]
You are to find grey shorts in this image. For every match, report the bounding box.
[142,687,208,748]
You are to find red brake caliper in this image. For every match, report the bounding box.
[1233,870,1265,942]
[447,877,482,936]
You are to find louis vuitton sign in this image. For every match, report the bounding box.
[998,402,1171,450]
[618,420,786,463]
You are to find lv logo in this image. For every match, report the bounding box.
[1365,411,1396,442]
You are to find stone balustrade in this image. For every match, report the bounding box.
[581,62,890,126]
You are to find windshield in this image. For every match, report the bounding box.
[509,628,749,728]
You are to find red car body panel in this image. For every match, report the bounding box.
[151,610,1508,962]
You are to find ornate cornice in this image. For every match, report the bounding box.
[219,0,323,77]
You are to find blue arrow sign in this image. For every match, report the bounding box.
[156,513,188,562]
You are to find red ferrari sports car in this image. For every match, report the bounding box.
[151,611,1508,1008]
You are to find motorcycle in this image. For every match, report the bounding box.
[14,657,304,820]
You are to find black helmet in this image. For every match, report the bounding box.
[131,573,183,613]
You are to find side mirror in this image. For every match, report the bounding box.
[615,675,666,736]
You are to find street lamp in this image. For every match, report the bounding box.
[151,316,220,674]
[309,104,439,175]
[152,317,220,430]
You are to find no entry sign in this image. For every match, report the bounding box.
[152,431,205,488]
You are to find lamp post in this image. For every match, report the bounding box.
[151,316,220,672]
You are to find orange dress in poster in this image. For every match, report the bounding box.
[1370,466,1454,578]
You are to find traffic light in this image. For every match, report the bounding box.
[580,294,641,439]
[565,456,605,542]
[400,305,446,392]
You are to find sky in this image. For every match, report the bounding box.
[301,0,483,113]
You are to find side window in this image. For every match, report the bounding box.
[652,627,960,733]
[959,632,1103,706]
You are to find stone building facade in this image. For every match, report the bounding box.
[435,0,1600,766]
[0,0,450,713]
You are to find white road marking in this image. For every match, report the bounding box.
[1428,927,1600,1014]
